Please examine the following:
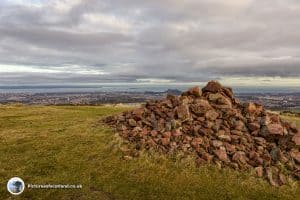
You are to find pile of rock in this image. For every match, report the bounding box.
[105,80,300,186]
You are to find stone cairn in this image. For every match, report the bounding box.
[105,80,300,186]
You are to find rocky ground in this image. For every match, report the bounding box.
[105,81,300,186]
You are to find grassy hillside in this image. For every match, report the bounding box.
[0,105,299,200]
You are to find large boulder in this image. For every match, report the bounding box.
[260,124,284,137]
[202,80,223,93]
[183,86,202,97]
[176,104,190,120]
[208,93,232,109]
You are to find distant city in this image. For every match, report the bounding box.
[0,89,299,112]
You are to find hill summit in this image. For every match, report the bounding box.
[105,80,300,186]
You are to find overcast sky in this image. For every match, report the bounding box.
[0,0,299,86]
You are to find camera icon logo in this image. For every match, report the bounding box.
[7,177,25,195]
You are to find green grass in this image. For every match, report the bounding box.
[0,105,299,200]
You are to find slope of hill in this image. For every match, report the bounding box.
[0,105,299,199]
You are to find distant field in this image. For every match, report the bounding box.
[273,108,300,114]
[0,105,299,200]
[281,115,300,128]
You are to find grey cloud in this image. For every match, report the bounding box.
[0,0,300,84]
[0,26,131,50]
[206,63,300,77]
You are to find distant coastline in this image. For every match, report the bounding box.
[0,84,300,94]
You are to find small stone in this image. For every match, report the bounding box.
[185,135,193,142]
[248,122,260,131]
[222,87,233,98]
[197,117,206,122]
[250,130,259,136]
[278,151,289,163]
[202,153,214,163]
[217,129,226,135]
[224,143,236,152]
[253,137,266,146]
[289,122,298,133]
[132,108,144,120]
[213,149,228,162]
[246,102,257,113]
[163,131,172,138]
[161,138,170,146]
[212,140,223,148]
[270,114,280,123]
[249,151,259,160]
[208,93,232,108]
[217,135,231,142]
[229,162,239,169]
[150,130,158,137]
[261,115,271,126]
[128,118,137,126]
[265,167,278,186]
[292,132,300,146]
[117,115,125,121]
[204,121,214,128]
[172,129,182,137]
[191,137,203,147]
[123,155,133,160]
[267,124,284,136]
[208,93,224,101]
[142,119,152,127]
[290,150,300,164]
[133,126,142,132]
[196,157,206,166]
[117,124,127,131]
[214,160,222,169]
[177,104,190,120]
[234,120,245,131]
[193,125,201,134]
[270,147,281,161]
[255,166,264,177]
[205,110,219,121]
[232,151,247,165]
[170,119,177,129]
[256,157,264,165]
[279,173,287,185]
[231,130,243,135]
[195,99,212,108]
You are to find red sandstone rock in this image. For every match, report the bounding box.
[292,132,300,146]
[161,138,170,146]
[246,102,257,113]
[248,122,260,131]
[186,86,202,97]
[177,104,190,120]
[202,80,222,93]
[213,149,228,162]
[205,110,219,121]
[255,166,264,177]
[290,150,300,164]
